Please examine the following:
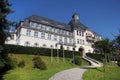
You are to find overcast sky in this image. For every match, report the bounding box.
[8,0,120,40]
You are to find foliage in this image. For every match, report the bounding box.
[3,44,79,58]
[86,53,104,62]
[7,57,18,68]
[18,60,25,68]
[32,56,47,70]
[113,30,120,66]
[0,0,13,44]
[0,57,5,69]
[0,0,14,70]
[74,56,82,65]
[92,38,114,54]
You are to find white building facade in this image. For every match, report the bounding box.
[5,13,101,55]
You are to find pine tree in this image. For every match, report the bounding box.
[0,0,13,69]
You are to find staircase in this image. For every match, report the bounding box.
[82,56,103,67]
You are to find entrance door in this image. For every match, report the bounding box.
[79,46,85,56]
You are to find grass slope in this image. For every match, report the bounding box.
[3,54,89,80]
[83,64,120,80]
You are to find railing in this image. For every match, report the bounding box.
[84,56,99,64]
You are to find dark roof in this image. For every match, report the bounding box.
[26,15,72,31]
[68,20,88,31]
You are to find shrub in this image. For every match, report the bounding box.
[32,56,47,70]
[117,55,120,67]
[74,56,82,65]
[3,44,79,58]
[18,60,25,68]
[7,57,18,68]
[0,58,5,69]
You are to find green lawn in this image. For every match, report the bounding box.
[83,63,120,80]
[3,54,89,80]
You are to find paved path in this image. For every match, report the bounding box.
[49,68,87,80]
[49,56,103,80]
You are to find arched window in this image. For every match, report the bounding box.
[24,41,30,46]
[50,45,53,48]
[34,43,39,47]
[43,44,46,47]
[67,47,69,50]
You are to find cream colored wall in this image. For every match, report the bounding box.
[18,28,74,51]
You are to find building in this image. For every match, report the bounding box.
[5,13,101,56]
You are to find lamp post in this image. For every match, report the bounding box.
[56,43,59,63]
[63,46,65,62]
[50,45,53,62]
[72,44,76,64]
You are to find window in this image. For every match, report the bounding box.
[41,25,46,30]
[59,36,62,42]
[77,39,79,44]
[66,31,69,35]
[47,34,51,40]
[79,32,81,36]
[64,31,67,35]
[83,40,85,44]
[69,32,73,36]
[62,30,64,34]
[88,50,91,53]
[43,44,46,47]
[54,35,57,41]
[80,39,82,44]
[67,47,69,50]
[34,43,39,47]
[38,24,42,29]
[51,28,54,32]
[30,22,37,27]
[26,29,31,36]
[55,29,59,33]
[46,26,49,31]
[41,32,45,39]
[11,35,14,40]
[50,45,53,48]
[64,37,67,43]
[82,32,84,37]
[34,31,38,37]
[77,31,79,35]
[59,30,62,34]
[24,41,30,46]
[69,38,72,44]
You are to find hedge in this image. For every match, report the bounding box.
[3,44,79,58]
[86,53,104,62]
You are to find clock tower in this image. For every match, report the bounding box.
[72,13,80,22]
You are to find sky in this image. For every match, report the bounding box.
[8,0,120,40]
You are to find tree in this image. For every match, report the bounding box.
[0,0,13,69]
[114,30,120,66]
[92,38,115,72]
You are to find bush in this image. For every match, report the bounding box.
[7,57,18,68]
[117,55,120,67]
[74,56,82,65]
[0,59,5,69]
[18,60,25,68]
[32,56,47,70]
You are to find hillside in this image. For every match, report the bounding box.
[3,54,89,80]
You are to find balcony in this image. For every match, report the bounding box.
[86,35,95,42]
